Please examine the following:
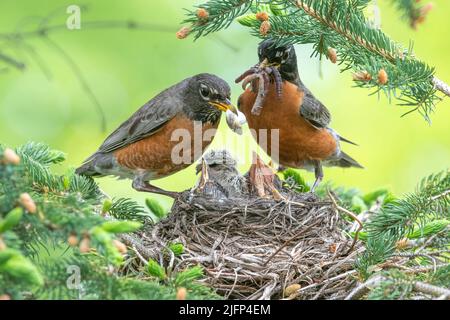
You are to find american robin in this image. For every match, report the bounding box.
[76,73,238,198]
[237,40,363,192]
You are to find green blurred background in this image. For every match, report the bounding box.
[0,0,449,210]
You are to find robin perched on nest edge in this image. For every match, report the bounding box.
[76,73,238,198]
[237,40,363,192]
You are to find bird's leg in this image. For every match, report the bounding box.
[311,161,324,192]
[132,177,179,198]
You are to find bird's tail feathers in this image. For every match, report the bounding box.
[325,151,363,169]
[337,151,364,169]
[339,135,359,146]
[75,153,103,177]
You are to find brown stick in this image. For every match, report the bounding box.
[327,190,363,255]
[432,77,450,98]
[263,219,322,266]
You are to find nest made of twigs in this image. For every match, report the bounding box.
[122,188,363,300]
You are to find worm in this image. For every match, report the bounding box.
[269,66,283,98]
[241,73,260,91]
[235,66,258,84]
[251,73,267,116]
[236,64,283,115]
[262,71,270,94]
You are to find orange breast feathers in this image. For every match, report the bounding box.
[114,116,219,176]
[239,81,337,167]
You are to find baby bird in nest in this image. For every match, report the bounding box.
[194,149,248,199]
[194,150,285,201]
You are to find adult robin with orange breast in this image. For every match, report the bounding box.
[237,40,363,192]
[76,73,238,198]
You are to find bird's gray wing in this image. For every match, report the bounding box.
[299,87,331,129]
[97,87,183,154]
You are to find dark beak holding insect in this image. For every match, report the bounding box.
[258,57,281,70]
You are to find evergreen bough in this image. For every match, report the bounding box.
[0,142,217,300]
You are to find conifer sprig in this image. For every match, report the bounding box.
[356,170,449,280]
[0,143,214,300]
[183,0,255,39]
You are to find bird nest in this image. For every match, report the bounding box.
[120,151,362,300]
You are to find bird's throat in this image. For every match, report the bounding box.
[280,63,301,87]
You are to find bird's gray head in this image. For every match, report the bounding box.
[257,39,299,83]
[258,39,296,67]
[195,149,239,176]
[184,73,237,123]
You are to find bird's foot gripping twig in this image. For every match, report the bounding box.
[235,65,283,116]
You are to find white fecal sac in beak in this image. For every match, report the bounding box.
[225,109,247,135]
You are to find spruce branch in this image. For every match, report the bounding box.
[356,170,449,280]
[183,0,255,39]
[1,142,216,300]
[367,170,449,240]
[180,0,449,121]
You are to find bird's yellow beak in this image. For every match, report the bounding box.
[209,99,238,115]
[259,58,269,68]
[259,58,280,69]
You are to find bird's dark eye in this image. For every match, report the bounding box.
[200,85,210,99]
[282,50,290,61]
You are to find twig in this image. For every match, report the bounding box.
[327,189,363,255]
[262,219,322,266]
[403,263,450,275]
[432,77,450,98]
[0,51,26,70]
[287,269,358,299]
[416,227,449,253]
[379,262,450,274]
[344,275,385,300]
[41,36,107,131]
[119,233,155,260]
[430,188,450,201]
[132,246,148,265]
[413,281,450,298]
